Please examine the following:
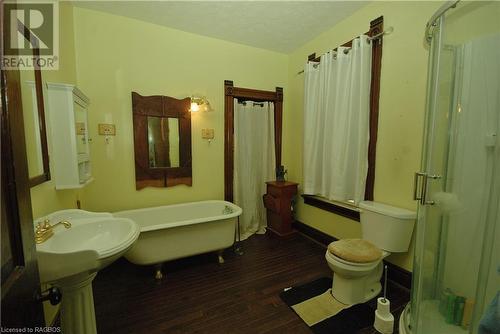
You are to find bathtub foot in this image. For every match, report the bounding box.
[233,242,244,256]
[154,264,164,280]
[217,250,225,264]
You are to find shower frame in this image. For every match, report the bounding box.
[402,1,500,333]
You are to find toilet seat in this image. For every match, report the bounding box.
[328,239,382,264]
[325,250,381,273]
[328,251,380,268]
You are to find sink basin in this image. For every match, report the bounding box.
[34,209,140,334]
[35,209,140,283]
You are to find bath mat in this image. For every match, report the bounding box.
[291,288,351,326]
[280,277,377,334]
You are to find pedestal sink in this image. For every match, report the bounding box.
[35,209,140,334]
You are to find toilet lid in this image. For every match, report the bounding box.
[328,239,382,263]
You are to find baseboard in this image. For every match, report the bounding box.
[293,220,335,247]
[293,220,412,290]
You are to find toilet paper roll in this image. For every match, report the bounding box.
[377,297,391,316]
[374,309,394,334]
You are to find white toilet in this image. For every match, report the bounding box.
[325,201,416,305]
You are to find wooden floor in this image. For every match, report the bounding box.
[93,234,331,334]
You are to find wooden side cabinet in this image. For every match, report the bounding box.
[263,181,298,238]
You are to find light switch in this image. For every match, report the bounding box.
[202,128,214,140]
[98,123,116,136]
[75,122,86,135]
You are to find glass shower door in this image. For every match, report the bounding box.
[409,2,500,334]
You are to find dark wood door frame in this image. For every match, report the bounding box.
[1,67,45,328]
[1,2,45,326]
[224,80,283,202]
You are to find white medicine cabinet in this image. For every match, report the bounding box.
[45,83,93,189]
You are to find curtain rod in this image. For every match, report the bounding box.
[296,26,394,75]
[236,99,267,106]
[369,26,394,41]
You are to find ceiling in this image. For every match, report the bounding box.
[73,1,368,53]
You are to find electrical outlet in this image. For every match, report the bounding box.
[98,123,116,136]
[202,128,214,140]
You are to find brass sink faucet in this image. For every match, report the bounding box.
[35,219,72,244]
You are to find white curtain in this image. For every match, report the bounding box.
[303,35,372,205]
[234,100,276,240]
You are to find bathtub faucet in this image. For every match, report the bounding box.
[223,205,234,214]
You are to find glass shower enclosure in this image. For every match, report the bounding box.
[400,1,500,334]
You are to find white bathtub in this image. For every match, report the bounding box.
[114,200,242,267]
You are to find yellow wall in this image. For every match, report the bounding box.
[284,1,442,271]
[72,7,288,212]
[29,1,80,220]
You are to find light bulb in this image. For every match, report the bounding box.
[190,102,200,112]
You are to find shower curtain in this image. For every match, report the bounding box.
[303,35,372,205]
[234,100,276,240]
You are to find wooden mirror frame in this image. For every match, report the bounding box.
[131,92,192,190]
[224,80,283,202]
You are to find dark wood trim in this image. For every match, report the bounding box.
[304,16,384,201]
[302,195,360,222]
[224,81,234,202]
[365,16,384,201]
[293,220,412,289]
[224,80,283,202]
[293,220,337,247]
[383,261,413,291]
[274,87,283,168]
[1,60,45,326]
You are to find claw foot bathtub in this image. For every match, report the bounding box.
[114,200,242,276]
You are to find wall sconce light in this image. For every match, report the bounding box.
[190,96,212,112]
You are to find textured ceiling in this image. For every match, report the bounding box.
[73,1,368,53]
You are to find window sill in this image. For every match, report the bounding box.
[301,195,360,222]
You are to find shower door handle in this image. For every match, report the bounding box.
[414,172,442,205]
[413,172,426,202]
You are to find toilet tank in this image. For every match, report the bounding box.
[359,201,416,253]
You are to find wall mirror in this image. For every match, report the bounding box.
[132,92,192,190]
[147,116,180,168]
[19,48,50,187]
